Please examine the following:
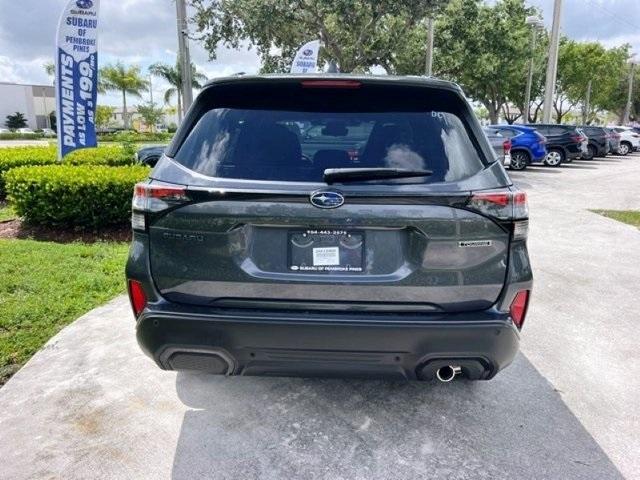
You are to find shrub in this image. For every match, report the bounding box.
[5,165,149,227]
[97,131,173,142]
[0,132,42,140]
[0,145,135,196]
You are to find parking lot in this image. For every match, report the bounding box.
[0,154,639,480]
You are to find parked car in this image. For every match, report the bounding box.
[135,145,166,167]
[604,127,621,154]
[579,125,609,159]
[488,125,547,170]
[526,124,585,166]
[41,128,56,137]
[482,127,511,167]
[16,127,35,134]
[126,75,533,383]
[0,128,10,134]
[607,126,640,155]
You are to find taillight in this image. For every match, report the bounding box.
[467,190,528,220]
[570,134,583,143]
[467,190,528,240]
[301,80,362,89]
[131,182,189,231]
[128,280,148,317]
[503,139,512,154]
[510,290,530,328]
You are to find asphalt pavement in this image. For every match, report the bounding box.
[0,153,639,480]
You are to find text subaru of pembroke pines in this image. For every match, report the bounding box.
[126,75,532,383]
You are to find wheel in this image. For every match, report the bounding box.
[585,144,596,160]
[618,142,631,156]
[510,150,529,171]
[543,148,564,167]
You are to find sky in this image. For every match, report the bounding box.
[0,0,639,108]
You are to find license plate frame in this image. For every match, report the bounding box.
[288,229,364,273]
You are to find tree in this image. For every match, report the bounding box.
[95,105,116,130]
[399,0,540,124]
[43,62,55,78]
[191,0,444,73]
[99,63,149,129]
[5,112,28,129]
[149,59,206,123]
[136,102,165,132]
[554,40,631,124]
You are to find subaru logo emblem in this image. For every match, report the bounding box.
[310,191,344,209]
[76,0,93,8]
[302,49,313,56]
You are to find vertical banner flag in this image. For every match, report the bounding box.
[55,0,100,158]
[290,40,321,74]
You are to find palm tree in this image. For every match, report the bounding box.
[43,62,55,79]
[149,58,206,123]
[99,62,149,129]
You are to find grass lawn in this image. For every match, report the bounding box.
[0,203,17,222]
[0,239,129,385]
[592,210,640,229]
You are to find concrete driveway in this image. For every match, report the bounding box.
[1,154,639,480]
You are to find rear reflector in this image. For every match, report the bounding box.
[503,139,512,153]
[128,280,147,317]
[131,211,146,231]
[510,290,530,328]
[513,220,529,240]
[301,80,362,89]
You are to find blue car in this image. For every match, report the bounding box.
[488,125,547,170]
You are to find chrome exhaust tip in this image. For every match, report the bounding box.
[436,365,462,382]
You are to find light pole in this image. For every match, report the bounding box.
[176,0,193,117]
[542,0,563,123]
[623,58,636,125]
[523,15,543,124]
[425,17,434,76]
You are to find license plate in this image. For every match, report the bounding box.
[289,229,364,273]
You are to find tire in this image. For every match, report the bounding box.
[585,144,596,160]
[510,150,529,171]
[543,148,564,167]
[618,142,631,156]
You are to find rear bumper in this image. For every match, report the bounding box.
[136,305,521,381]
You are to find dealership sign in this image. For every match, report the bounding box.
[55,0,100,158]
[290,40,320,74]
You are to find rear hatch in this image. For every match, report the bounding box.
[140,76,520,313]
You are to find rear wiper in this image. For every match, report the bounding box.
[323,167,433,184]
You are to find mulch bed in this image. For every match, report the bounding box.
[0,219,131,243]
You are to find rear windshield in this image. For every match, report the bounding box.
[174,109,485,184]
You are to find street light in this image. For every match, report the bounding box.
[424,17,435,76]
[542,0,563,123]
[623,54,636,125]
[176,0,193,117]
[523,15,544,124]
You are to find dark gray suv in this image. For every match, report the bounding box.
[126,75,532,382]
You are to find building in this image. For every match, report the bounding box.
[0,82,55,129]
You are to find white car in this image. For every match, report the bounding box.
[41,128,56,137]
[16,127,36,134]
[607,126,640,155]
[0,128,10,134]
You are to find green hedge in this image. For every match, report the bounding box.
[97,131,173,142]
[0,133,43,140]
[0,145,135,196]
[5,165,149,227]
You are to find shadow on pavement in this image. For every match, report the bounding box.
[560,164,598,170]
[518,166,562,174]
[170,354,623,480]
